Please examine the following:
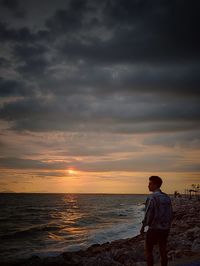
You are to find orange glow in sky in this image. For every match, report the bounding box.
[0,130,200,194]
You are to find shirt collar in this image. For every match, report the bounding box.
[153,188,162,193]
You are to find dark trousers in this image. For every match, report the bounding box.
[145,229,169,266]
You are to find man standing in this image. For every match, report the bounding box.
[140,176,173,266]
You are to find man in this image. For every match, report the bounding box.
[140,176,173,266]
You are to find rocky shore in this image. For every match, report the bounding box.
[2,197,200,266]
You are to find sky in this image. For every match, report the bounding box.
[0,0,200,194]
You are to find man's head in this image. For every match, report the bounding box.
[148,176,163,192]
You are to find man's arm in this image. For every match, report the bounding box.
[140,197,155,235]
[140,224,145,235]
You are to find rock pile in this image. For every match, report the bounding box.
[3,198,200,266]
[167,198,200,260]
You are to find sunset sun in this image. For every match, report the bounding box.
[67,169,76,176]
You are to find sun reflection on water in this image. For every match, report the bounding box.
[47,194,89,241]
[60,194,84,227]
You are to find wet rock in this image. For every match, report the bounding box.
[192,239,200,252]
[83,253,121,266]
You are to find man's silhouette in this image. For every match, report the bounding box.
[140,176,173,266]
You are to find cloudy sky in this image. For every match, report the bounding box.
[0,0,199,193]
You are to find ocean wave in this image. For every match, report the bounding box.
[86,222,140,246]
[0,223,66,239]
[25,207,60,212]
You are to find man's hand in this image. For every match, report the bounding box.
[140,225,145,236]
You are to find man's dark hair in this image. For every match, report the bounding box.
[149,176,163,188]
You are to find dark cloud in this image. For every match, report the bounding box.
[0,0,199,98]
[0,77,27,97]
[112,0,200,60]
[31,171,66,178]
[143,131,200,149]
[0,95,199,133]
[0,154,198,173]
[2,61,199,100]
[77,155,178,172]
[1,0,19,10]
[45,0,88,34]
[46,63,200,98]
[1,0,25,18]
[0,0,200,178]
[74,155,200,173]
[13,44,49,77]
[58,142,143,157]
[14,44,48,60]
[0,57,10,67]
[0,157,70,170]
[0,22,36,43]
[53,0,200,65]
[0,0,199,63]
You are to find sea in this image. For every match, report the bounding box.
[0,193,146,262]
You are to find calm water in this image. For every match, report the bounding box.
[0,193,146,262]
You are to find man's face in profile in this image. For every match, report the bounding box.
[148,180,158,192]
